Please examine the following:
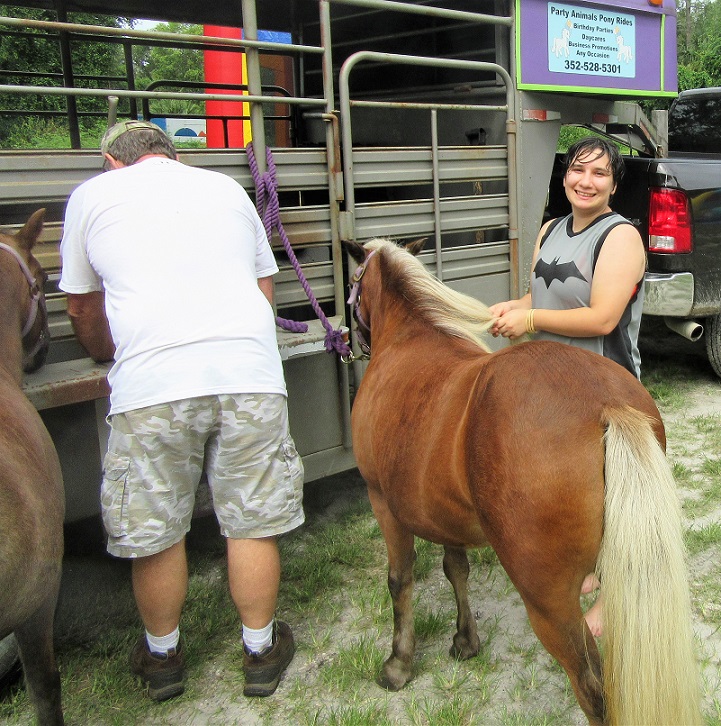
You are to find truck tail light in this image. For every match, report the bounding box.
[648,188,692,253]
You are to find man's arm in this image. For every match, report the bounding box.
[65,291,115,362]
[258,275,274,306]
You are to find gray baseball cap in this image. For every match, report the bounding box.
[100,120,164,154]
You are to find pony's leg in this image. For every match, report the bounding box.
[367,487,416,691]
[14,588,64,726]
[442,546,480,660]
[523,601,603,725]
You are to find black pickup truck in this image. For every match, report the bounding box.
[547,87,721,377]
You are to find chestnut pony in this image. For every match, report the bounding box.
[345,238,700,725]
[0,209,65,725]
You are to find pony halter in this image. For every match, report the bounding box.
[0,242,46,357]
[346,249,377,361]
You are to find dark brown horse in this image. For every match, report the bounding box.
[0,209,65,725]
[345,237,701,725]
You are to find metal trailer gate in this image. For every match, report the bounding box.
[0,0,668,521]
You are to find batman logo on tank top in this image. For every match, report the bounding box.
[534,257,586,288]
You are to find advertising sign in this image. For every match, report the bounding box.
[517,0,677,96]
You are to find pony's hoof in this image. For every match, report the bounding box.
[377,659,412,691]
[450,634,481,661]
[377,674,404,691]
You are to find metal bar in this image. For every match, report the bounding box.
[0,109,114,118]
[144,79,291,96]
[320,0,345,317]
[430,109,442,281]
[506,0,520,297]
[349,99,508,112]
[319,0,353,452]
[0,85,325,107]
[339,50,514,243]
[329,0,513,26]
[342,51,514,87]
[241,0,267,174]
[55,5,81,149]
[122,40,138,120]
[107,95,118,126]
[0,70,65,81]
[506,117,519,297]
[329,21,488,51]
[0,16,324,55]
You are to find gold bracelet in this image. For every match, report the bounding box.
[526,308,536,334]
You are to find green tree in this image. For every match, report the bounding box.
[676,0,721,91]
[636,0,721,116]
[133,22,205,117]
[0,6,126,147]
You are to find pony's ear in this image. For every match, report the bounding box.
[16,208,46,251]
[342,240,367,265]
[404,237,427,256]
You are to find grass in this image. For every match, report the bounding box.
[639,318,703,411]
[686,523,721,557]
[319,636,385,691]
[0,117,208,152]
[315,703,393,725]
[642,361,694,410]
[693,569,721,628]
[413,608,450,640]
[412,691,475,724]
[0,118,108,151]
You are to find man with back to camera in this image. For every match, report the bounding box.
[59,120,305,700]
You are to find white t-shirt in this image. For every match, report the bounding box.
[60,157,286,414]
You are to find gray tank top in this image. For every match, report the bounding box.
[530,212,644,378]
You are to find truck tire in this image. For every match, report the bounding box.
[706,314,721,378]
[0,634,20,686]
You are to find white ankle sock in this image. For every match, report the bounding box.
[243,621,274,654]
[146,627,180,655]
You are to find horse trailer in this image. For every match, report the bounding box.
[0,0,677,522]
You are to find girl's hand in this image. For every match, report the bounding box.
[493,309,529,340]
[489,301,514,317]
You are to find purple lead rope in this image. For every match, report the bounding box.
[246,143,352,357]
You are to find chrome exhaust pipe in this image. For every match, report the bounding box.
[664,317,704,342]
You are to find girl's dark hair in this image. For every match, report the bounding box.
[563,136,625,186]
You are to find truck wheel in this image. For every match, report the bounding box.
[0,634,20,686]
[706,314,721,378]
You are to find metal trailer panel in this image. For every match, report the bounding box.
[350,146,509,187]
[418,243,512,313]
[354,195,510,239]
[2,0,669,524]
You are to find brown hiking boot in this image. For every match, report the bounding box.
[243,620,295,697]
[130,636,186,702]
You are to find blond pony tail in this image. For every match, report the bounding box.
[598,406,701,725]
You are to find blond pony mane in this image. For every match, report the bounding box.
[365,238,494,353]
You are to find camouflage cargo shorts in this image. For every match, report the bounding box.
[101,393,305,558]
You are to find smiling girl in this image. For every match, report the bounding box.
[489,136,647,636]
